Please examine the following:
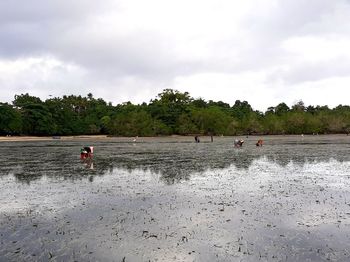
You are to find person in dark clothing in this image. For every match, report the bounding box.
[256,139,263,147]
[84,146,91,153]
[234,139,244,147]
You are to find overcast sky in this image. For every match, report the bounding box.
[1,0,350,111]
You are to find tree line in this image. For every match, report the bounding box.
[1,89,350,136]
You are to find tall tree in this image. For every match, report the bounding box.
[0,103,22,135]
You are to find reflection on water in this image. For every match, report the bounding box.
[1,136,350,261]
[1,135,350,184]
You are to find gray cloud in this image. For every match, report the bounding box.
[278,59,350,84]
[1,0,350,110]
[0,0,112,56]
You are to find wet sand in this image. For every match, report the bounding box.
[0,135,350,261]
[0,135,109,142]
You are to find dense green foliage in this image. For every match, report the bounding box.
[1,89,350,136]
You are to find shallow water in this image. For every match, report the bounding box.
[1,135,350,261]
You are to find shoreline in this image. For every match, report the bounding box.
[0,133,348,142]
[0,135,109,142]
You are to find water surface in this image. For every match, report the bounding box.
[1,135,350,261]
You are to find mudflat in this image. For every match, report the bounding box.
[0,135,350,261]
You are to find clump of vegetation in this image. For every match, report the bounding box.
[1,89,350,136]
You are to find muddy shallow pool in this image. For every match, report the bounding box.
[1,135,350,261]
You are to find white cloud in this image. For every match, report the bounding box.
[282,36,350,63]
[1,0,350,110]
[173,71,273,108]
[0,57,87,100]
[287,77,350,108]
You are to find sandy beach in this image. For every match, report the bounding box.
[0,135,110,142]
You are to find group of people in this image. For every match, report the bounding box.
[234,139,263,147]
[194,135,214,143]
[193,135,263,147]
[80,137,263,160]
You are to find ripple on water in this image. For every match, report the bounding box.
[1,135,350,261]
